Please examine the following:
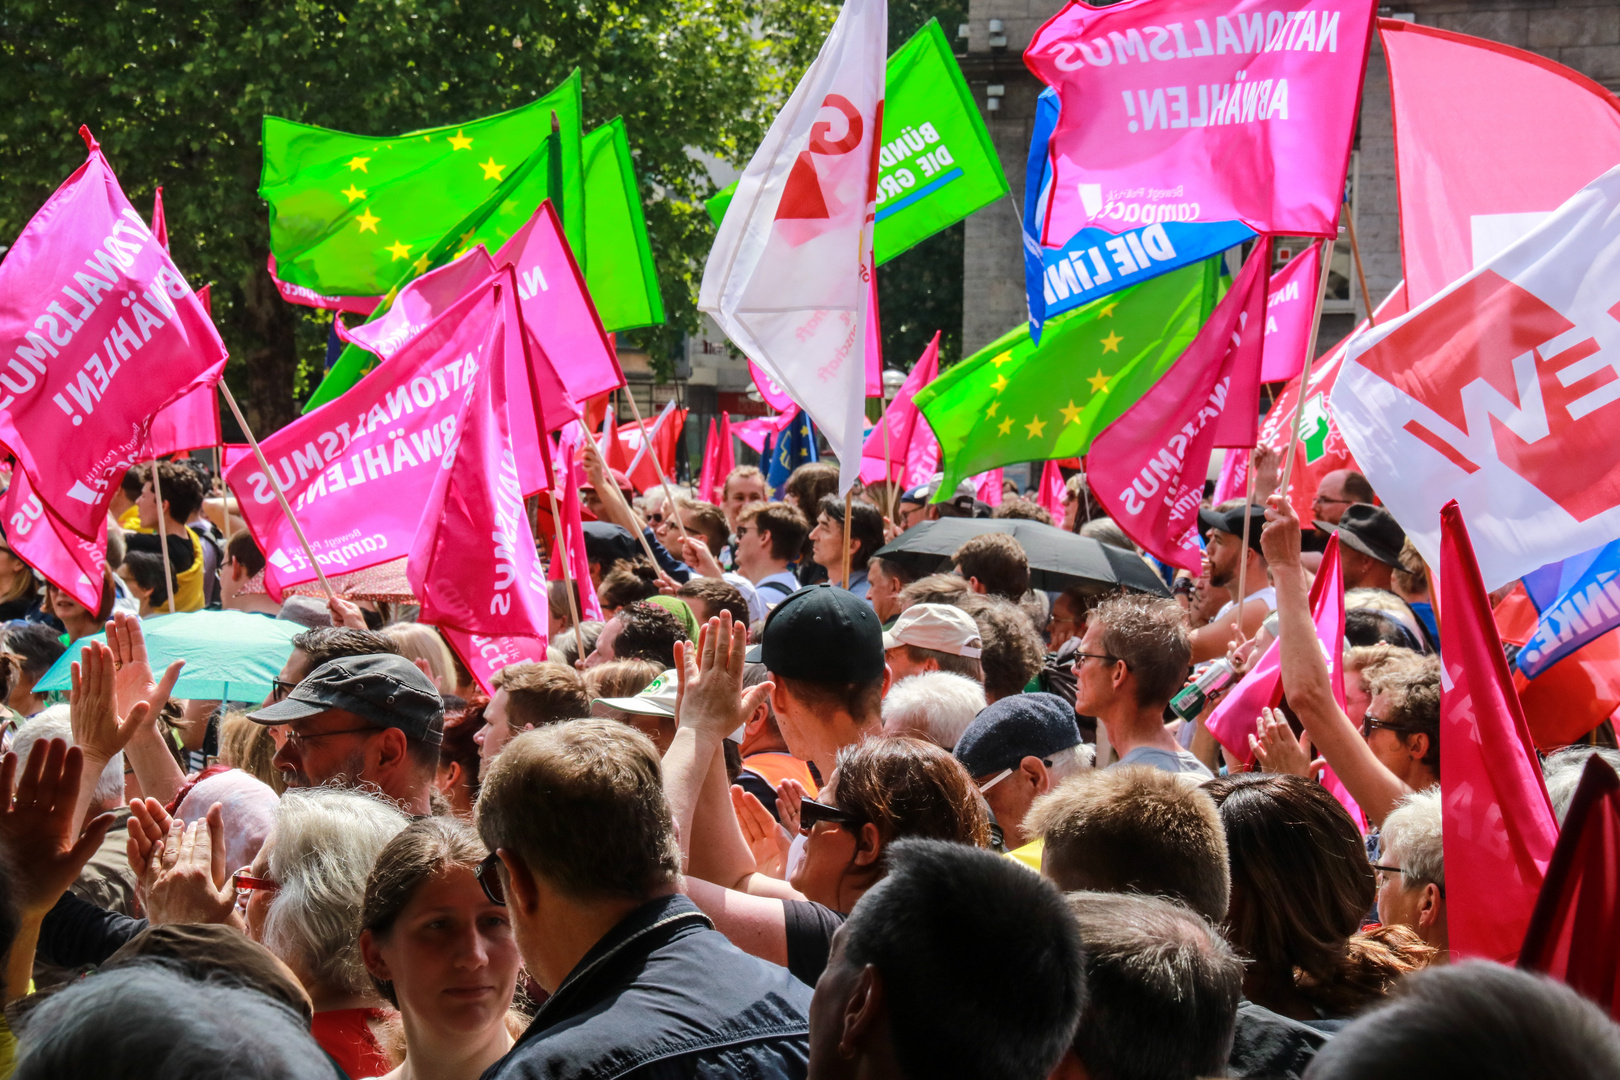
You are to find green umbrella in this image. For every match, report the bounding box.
[36,611,303,703]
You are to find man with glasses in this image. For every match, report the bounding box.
[1311,469,1376,531]
[1373,788,1449,962]
[732,502,809,610]
[250,653,442,816]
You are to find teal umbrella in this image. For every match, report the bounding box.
[35,611,302,703]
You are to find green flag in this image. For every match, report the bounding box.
[703,20,1006,264]
[262,71,585,299]
[916,257,1224,499]
[583,119,665,331]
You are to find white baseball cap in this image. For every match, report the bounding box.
[881,603,983,658]
[593,669,680,717]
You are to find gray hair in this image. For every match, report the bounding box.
[12,706,123,811]
[15,962,334,1080]
[1044,742,1094,784]
[1379,787,1444,890]
[262,787,408,996]
[1542,745,1620,824]
[881,672,987,751]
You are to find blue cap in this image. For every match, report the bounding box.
[953,693,1081,777]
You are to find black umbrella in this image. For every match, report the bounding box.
[871,518,1171,597]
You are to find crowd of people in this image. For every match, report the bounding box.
[0,445,1616,1080]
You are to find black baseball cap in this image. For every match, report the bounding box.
[954,693,1082,777]
[745,583,884,682]
[1314,503,1405,567]
[248,653,444,745]
[582,521,641,568]
[1196,505,1267,556]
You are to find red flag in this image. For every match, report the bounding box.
[2,466,106,613]
[439,628,548,698]
[151,187,168,250]
[860,331,941,487]
[1036,460,1065,521]
[698,413,736,504]
[1382,19,1620,309]
[1519,754,1620,1019]
[0,130,227,540]
[1086,241,1270,573]
[620,402,686,495]
[409,280,550,652]
[1438,499,1559,963]
[549,431,605,624]
[601,409,633,475]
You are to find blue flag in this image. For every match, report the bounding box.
[1516,537,1620,678]
[1022,88,1253,342]
[765,410,819,498]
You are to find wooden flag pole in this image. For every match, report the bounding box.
[218,382,338,602]
[1232,453,1257,647]
[1344,201,1376,328]
[881,397,897,522]
[621,390,694,549]
[545,486,588,661]
[147,458,177,614]
[841,489,854,588]
[578,423,663,568]
[1278,238,1334,499]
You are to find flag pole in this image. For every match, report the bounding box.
[1279,238,1333,498]
[881,397,896,521]
[578,422,664,568]
[1232,451,1257,647]
[147,457,177,614]
[1344,202,1376,328]
[622,390,695,549]
[217,382,338,602]
[545,486,588,662]
[841,489,854,588]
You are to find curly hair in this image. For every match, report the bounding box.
[613,601,688,669]
[1362,650,1441,775]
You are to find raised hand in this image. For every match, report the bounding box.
[1250,707,1323,780]
[775,777,809,837]
[327,595,367,630]
[731,785,790,878]
[1260,493,1304,570]
[126,796,173,881]
[141,805,237,927]
[106,611,183,723]
[0,740,115,918]
[70,640,152,767]
[676,536,727,581]
[673,612,772,742]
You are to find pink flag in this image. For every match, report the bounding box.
[267,255,381,316]
[734,409,797,455]
[228,281,496,599]
[698,413,736,504]
[1026,0,1376,243]
[338,247,496,360]
[1037,459,1066,520]
[0,131,227,540]
[2,466,106,613]
[145,382,222,458]
[548,432,605,624]
[861,332,941,485]
[975,469,1005,508]
[1262,242,1322,382]
[1087,241,1269,572]
[151,187,168,249]
[697,418,721,502]
[1211,448,1247,506]
[409,280,550,650]
[749,360,797,413]
[1382,19,1620,309]
[1439,499,1559,963]
[439,627,548,697]
[494,200,625,404]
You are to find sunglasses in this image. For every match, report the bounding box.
[1361,714,1407,738]
[476,851,506,906]
[798,797,863,836]
[233,870,278,895]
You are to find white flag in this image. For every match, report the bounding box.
[699,0,886,495]
[1333,163,1620,589]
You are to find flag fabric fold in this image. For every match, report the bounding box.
[549,431,605,624]
[1438,499,1559,964]
[582,118,666,332]
[1036,460,1065,521]
[2,466,106,613]
[860,330,940,485]
[1262,242,1322,382]
[765,409,820,496]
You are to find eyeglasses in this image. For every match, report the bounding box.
[1313,494,1354,506]
[798,797,863,836]
[1371,864,1445,898]
[281,725,378,750]
[646,512,666,525]
[978,768,1014,793]
[269,678,297,702]
[1073,651,1122,668]
[1361,713,1406,738]
[233,870,279,895]
[476,851,506,906]
[733,526,753,538]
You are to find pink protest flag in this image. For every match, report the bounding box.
[439,627,549,697]
[548,432,605,623]
[1262,243,1321,382]
[1025,0,1376,244]
[494,199,625,405]
[1087,240,1270,573]
[337,247,496,360]
[409,279,550,648]
[227,279,498,599]
[1037,459,1065,520]
[146,382,222,458]
[222,444,252,474]
[698,413,736,504]
[267,255,381,316]
[151,187,168,250]
[1438,499,1559,963]
[0,131,227,541]
[734,409,797,455]
[1211,448,1246,506]
[861,331,941,485]
[749,360,797,413]
[974,469,1005,508]
[1382,19,1620,309]
[865,274,883,397]
[1,466,106,613]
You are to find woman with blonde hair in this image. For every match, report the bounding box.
[384,623,457,693]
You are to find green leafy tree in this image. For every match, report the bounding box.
[0,0,837,434]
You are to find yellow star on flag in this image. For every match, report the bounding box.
[386,240,412,261]
[412,254,431,274]
[348,156,370,173]
[1087,369,1110,393]
[1100,331,1123,353]
[1059,400,1083,424]
[1025,416,1047,439]
[990,351,1014,368]
[991,374,1008,393]
[1099,302,1118,318]
[986,401,999,418]
[479,157,506,181]
[998,416,1014,436]
[355,209,381,233]
[448,130,473,151]
[341,184,366,203]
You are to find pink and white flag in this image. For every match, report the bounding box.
[1262,241,1322,382]
[440,628,549,697]
[2,466,106,613]
[1334,163,1620,588]
[701,0,887,495]
[860,331,940,485]
[734,409,799,455]
[0,131,227,539]
[338,247,496,360]
[267,255,381,316]
[550,430,605,623]
[1025,0,1375,242]
[1087,241,1270,572]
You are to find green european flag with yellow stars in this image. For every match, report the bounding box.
[915,256,1224,499]
[261,72,585,299]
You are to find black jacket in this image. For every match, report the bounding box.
[483,893,811,1080]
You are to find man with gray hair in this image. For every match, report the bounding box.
[1376,788,1448,962]
[880,672,986,751]
[953,693,1091,852]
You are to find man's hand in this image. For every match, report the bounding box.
[673,612,772,742]
[327,595,368,630]
[127,796,173,881]
[655,570,684,597]
[1250,707,1323,780]
[1251,445,1283,504]
[70,640,152,766]
[677,536,726,581]
[0,740,115,918]
[1261,494,1304,571]
[141,807,238,927]
[106,611,183,724]
[731,785,790,878]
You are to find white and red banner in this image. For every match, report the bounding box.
[1262,241,1322,382]
[860,330,940,486]
[0,131,226,539]
[1382,20,1620,309]
[701,0,887,495]
[1335,164,1620,588]
[1088,240,1270,572]
[1024,0,1375,243]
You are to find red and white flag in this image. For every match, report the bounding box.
[701,0,887,495]
[1087,240,1269,572]
[1382,19,1620,309]
[1335,164,1620,588]
[0,130,226,539]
